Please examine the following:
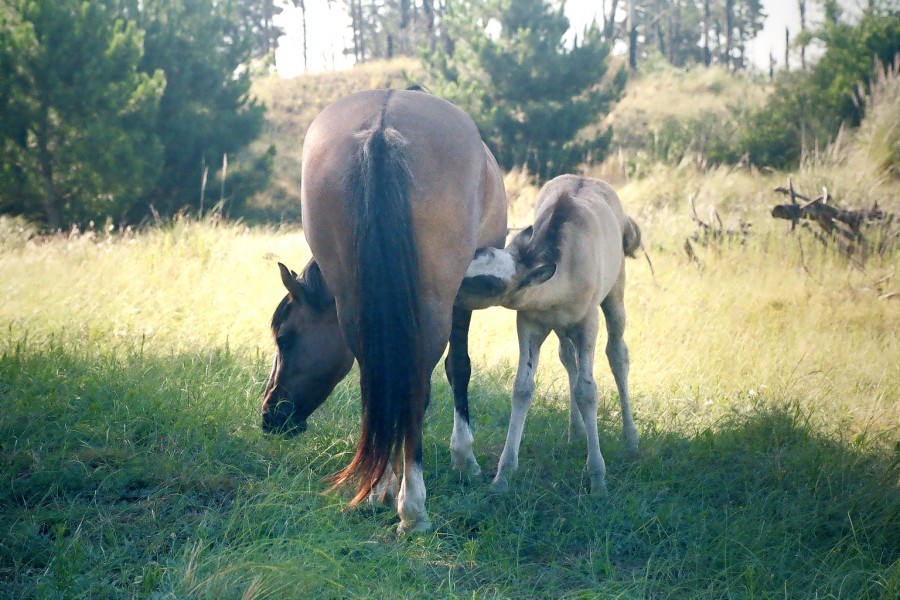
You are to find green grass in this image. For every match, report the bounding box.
[1,210,897,597]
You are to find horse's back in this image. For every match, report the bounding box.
[301,89,504,363]
[535,175,628,311]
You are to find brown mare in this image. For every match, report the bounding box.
[261,89,506,533]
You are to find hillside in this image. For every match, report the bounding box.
[247,58,423,220]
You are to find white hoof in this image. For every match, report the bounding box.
[623,426,639,454]
[590,477,608,496]
[397,517,432,535]
[491,475,510,494]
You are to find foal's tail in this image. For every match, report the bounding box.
[623,215,641,258]
[330,122,425,506]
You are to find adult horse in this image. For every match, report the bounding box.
[261,89,507,533]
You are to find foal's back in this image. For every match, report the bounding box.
[526,175,632,322]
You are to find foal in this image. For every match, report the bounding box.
[460,175,640,494]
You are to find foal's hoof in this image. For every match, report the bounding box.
[490,476,510,494]
[590,480,608,496]
[623,429,640,455]
[452,456,483,482]
[397,517,432,535]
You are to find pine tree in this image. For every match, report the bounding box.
[425,0,625,180]
[0,0,164,227]
[128,0,267,218]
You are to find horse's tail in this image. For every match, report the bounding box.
[331,123,425,506]
[623,215,641,258]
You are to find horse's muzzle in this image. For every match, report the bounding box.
[261,413,308,436]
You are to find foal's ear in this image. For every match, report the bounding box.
[278,262,306,301]
[519,263,557,289]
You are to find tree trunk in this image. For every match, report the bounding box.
[423,0,435,52]
[724,0,733,69]
[627,0,636,71]
[703,0,711,66]
[798,0,807,70]
[669,0,681,66]
[36,126,61,229]
[784,26,790,72]
[300,0,307,72]
[604,0,620,41]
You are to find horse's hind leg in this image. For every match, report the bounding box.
[493,314,550,493]
[397,386,432,534]
[567,312,607,495]
[558,334,586,443]
[446,306,482,480]
[601,274,639,454]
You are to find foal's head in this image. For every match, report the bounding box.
[261,260,354,435]
[459,198,575,308]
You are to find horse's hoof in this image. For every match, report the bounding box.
[458,461,483,483]
[397,518,432,535]
[623,429,639,454]
[590,480,608,496]
[491,476,509,494]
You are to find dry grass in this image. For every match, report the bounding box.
[247,58,422,217]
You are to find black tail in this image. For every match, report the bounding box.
[331,123,425,505]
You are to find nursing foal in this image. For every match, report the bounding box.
[460,175,640,494]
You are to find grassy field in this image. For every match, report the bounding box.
[2,181,898,598]
[2,59,899,598]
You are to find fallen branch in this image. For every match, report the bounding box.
[771,178,896,261]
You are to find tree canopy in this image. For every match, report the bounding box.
[424,0,625,180]
[0,0,269,228]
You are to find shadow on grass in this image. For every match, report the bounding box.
[1,341,897,598]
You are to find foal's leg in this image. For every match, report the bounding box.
[397,384,431,534]
[446,306,481,479]
[601,274,639,453]
[492,314,550,493]
[567,311,607,494]
[558,334,586,442]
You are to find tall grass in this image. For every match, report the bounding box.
[2,58,898,599]
[2,202,897,597]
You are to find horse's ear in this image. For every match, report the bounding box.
[278,262,306,301]
[518,263,557,289]
[509,226,534,251]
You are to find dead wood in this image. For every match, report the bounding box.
[771,178,896,260]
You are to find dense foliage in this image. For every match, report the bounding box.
[424,0,625,180]
[738,3,899,169]
[0,0,269,228]
[0,0,165,228]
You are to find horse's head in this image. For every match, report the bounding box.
[261,260,354,435]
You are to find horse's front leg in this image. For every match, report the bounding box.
[492,314,550,493]
[446,305,482,480]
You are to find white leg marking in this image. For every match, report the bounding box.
[493,316,550,493]
[450,409,482,479]
[397,462,431,534]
